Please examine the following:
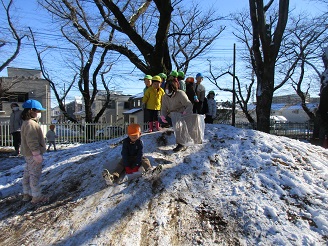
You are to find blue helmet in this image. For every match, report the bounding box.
[22,99,46,111]
[196,73,203,79]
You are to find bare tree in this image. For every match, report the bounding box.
[170,4,225,73]
[249,0,289,133]
[283,14,328,120]
[0,0,26,72]
[207,60,256,126]
[39,0,224,77]
[0,0,27,101]
[29,24,114,124]
[38,0,172,75]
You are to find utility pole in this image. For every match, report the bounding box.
[232,43,236,126]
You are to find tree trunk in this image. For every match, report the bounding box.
[249,0,289,133]
[256,64,275,133]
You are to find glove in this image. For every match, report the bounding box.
[33,154,43,164]
[194,95,199,103]
[125,166,139,174]
[160,115,168,123]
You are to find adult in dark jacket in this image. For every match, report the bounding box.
[185,77,196,104]
[9,102,23,155]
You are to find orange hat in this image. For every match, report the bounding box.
[127,124,141,135]
[185,77,194,83]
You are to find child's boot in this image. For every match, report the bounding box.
[102,169,115,186]
[22,194,32,201]
[155,121,161,131]
[31,195,49,204]
[148,122,153,133]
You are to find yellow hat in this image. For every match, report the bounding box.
[152,75,162,82]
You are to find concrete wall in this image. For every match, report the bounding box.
[0,76,51,124]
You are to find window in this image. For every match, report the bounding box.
[3,92,28,103]
[124,102,129,109]
[0,92,28,110]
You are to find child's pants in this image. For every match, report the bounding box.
[48,141,56,150]
[22,156,43,198]
[113,156,151,177]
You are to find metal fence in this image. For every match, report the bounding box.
[235,121,314,140]
[0,122,150,147]
[0,121,314,147]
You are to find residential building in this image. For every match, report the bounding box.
[123,92,144,124]
[235,94,319,123]
[64,91,131,123]
[51,96,83,123]
[0,67,51,124]
[272,94,310,104]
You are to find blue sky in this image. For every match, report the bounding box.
[0,0,326,106]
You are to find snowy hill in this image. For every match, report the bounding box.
[0,124,327,245]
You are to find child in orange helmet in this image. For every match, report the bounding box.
[102,124,154,185]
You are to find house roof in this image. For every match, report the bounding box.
[271,103,286,111]
[236,102,318,112]
[130,92,144,99]
[285,103,318,111]
[75,96,83,104]
[123,108,142,114]
[270,115,288,122]
[246,104,256,111]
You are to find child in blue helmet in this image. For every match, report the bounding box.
[193,73,206,114]
[20,99,48,204]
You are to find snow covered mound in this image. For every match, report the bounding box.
[0,124,327,245]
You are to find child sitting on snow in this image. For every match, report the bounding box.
[102,123,152,185]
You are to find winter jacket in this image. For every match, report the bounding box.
[142,87,165,110]
[179,80,186,92]
[194,83,206,102]
[46,130,57,142]
[161,90,193,117]
[9,110,22,133]
[143,86,151,94]
[186,83,196,103]
[207,98,217,117]
[121,137,143,168]
[21,119,46,157]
